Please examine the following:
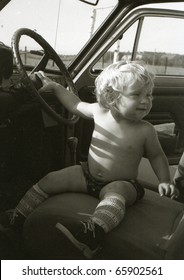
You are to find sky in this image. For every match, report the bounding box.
[0,0,117,54]
[1,0,184,55]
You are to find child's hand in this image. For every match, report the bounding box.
[158,183,179,199]
[35,71,58,93]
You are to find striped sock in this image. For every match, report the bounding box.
[91,193,126,233]
[13,184,49,219]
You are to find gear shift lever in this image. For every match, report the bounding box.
[67,137,78,165]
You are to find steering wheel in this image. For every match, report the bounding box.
[11,28,79,125]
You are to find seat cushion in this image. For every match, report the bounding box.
[23,189,184,259]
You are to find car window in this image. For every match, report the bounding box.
[0,0,118,69]
[136,16,184,76]
[93,10,184,76]
[93,21,138,70]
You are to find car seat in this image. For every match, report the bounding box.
[23,144,184,260]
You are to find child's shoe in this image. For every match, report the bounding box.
[0,209,25,234]
[55,219,104,259]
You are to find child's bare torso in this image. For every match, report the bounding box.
[88,104,146,182]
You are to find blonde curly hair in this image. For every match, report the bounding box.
[95,61,155,109]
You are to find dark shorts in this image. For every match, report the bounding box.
[80,161,145,200]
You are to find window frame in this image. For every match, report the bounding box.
[90,7,184,77]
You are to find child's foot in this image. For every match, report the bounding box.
[0,210,15,227]
[0,210,16,240]
[55,219,104,259]
[0,210,25,234]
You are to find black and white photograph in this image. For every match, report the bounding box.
[1,0,184,277]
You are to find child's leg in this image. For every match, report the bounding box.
[56,180,138,258]
[2,165,87,225]
[38,165,87,195]
[91,180,137,233]
[13,183,49,220]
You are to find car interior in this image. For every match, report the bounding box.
[1,0,184,260]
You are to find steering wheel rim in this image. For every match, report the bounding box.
[11,28,79,125]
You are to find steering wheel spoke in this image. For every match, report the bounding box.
[29,53,50,75]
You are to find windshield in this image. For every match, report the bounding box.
[0,0,118,68]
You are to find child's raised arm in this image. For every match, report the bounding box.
[36,71,95,119]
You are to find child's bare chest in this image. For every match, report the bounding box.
[93,117,144,152]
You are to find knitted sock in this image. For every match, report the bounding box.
[91,193,126,233]
[12,184,49,221]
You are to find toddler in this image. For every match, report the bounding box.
[1,61,178,258]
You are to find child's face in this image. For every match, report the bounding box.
[115,81,153,121]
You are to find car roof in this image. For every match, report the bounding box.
[1,0,184,10]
